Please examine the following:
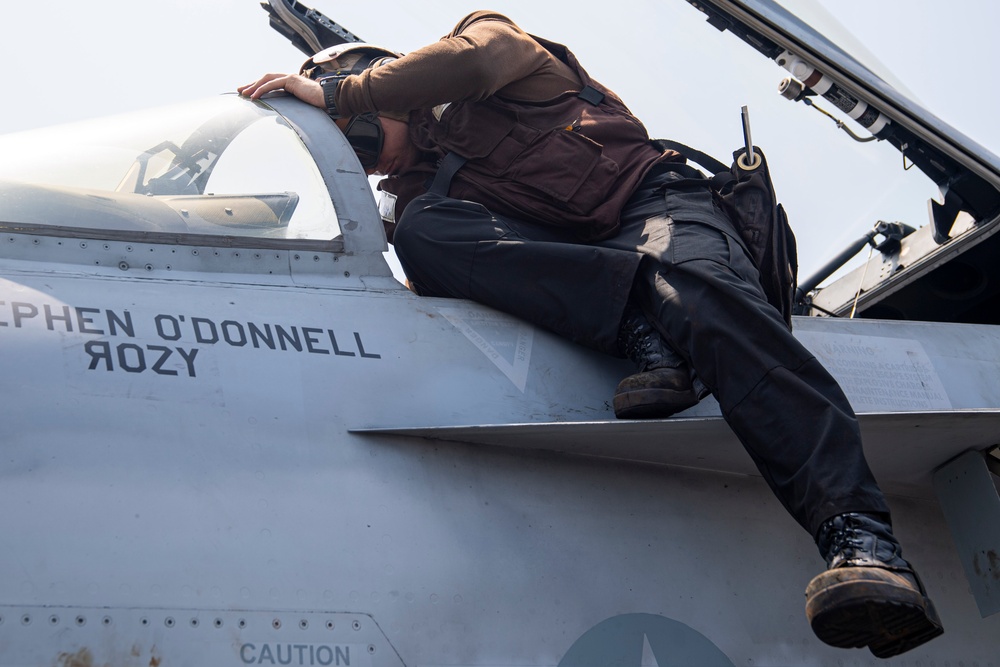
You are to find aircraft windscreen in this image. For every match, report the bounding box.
[0,96,340,242]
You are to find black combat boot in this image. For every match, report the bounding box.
[805,512,943,658]
[613,305,701,419]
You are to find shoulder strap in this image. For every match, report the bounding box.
[428,152,469,196]
[651,139,729,175]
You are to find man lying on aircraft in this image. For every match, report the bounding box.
[239,10,943,657]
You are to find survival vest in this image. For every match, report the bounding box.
[378,35,676,242]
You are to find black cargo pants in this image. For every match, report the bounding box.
[392,168,890,538]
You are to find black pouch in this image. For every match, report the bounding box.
[651,139,798,330]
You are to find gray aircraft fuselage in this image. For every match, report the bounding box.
[1,1,999,664]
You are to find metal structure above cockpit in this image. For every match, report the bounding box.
[687,0,1000,325]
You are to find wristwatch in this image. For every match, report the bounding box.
[320,76,343,120]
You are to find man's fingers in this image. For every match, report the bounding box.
[237,73,292,99]
[237,74,324,109]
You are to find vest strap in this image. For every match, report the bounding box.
[577,85,605,106]
[429,152,469,196]
[652,139,729,175]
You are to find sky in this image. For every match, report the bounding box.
[1,0,997,281]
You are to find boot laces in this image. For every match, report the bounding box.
[828,527,869,564]
[618,315,658,368]
[822,513,907,570]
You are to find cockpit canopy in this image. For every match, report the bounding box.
[0,96,342,243]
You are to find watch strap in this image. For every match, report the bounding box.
[320,76,342,120]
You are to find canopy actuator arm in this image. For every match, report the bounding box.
[795,220,914,312]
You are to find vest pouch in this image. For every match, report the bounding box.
[423,102,516,159]
[507,127,618,215]
[425,99,619,216]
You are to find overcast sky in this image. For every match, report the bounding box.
[2,0,997,279]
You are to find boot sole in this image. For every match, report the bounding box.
[805,567,943,658]
[613,387,699,419]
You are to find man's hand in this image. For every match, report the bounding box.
[237,73,324,109]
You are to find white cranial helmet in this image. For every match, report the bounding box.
[300,42,403,78]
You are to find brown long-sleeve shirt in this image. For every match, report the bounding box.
[335,11,583,117]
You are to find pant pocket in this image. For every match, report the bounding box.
[668,219,733,267]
